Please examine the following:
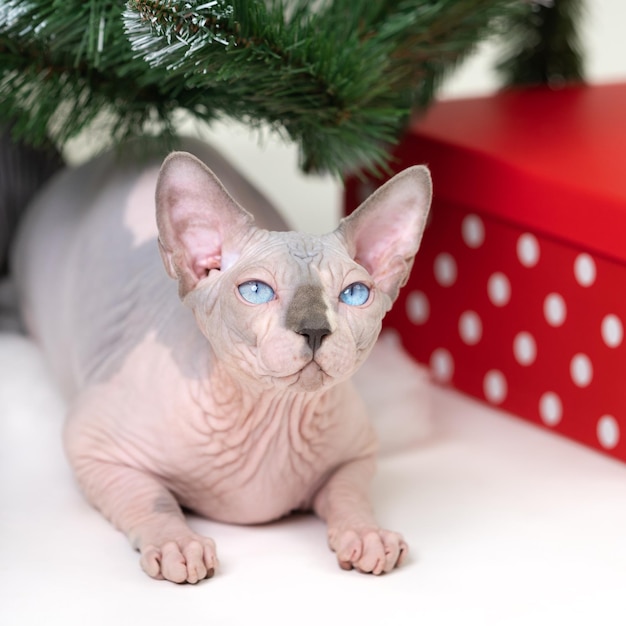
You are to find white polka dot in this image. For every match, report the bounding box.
[458,311,482,345]
[461,214,485,248]
[570,353,593,387]
[513,332,537,366]
[574,253,596,287]
[434,253,457,287]
[483,370,507,404]
[517,233,540,267]
[601,314,623,348]
[487,272,511,307]
[539,392,563,427]
[430,348,454,383]
[597,415,620,450]
[544,293,567,327]
[406,291,430,325]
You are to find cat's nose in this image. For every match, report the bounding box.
[298,327,331,354]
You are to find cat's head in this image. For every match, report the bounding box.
[156,152,431,392]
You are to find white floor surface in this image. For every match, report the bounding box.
[2,331,626,626]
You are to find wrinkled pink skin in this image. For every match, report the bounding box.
[13,140,431,583]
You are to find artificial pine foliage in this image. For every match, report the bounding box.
[497,0,585,86]
[0,1,581,176]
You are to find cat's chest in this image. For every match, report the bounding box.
[162,393,343,523]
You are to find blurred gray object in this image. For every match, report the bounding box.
[0,124,64,276]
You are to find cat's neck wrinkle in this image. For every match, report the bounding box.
[191,360,340,440]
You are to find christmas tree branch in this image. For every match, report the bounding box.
[0,0,543,176]
[497,0,585,86]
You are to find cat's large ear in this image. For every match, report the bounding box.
[338,166,432,304]
[156,151,255,298]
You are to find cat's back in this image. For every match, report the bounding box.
[12,152,165,395]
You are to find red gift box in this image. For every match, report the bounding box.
[345,83,626,462]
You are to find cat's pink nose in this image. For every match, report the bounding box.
[298,327,331,354]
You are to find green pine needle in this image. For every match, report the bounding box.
[497,0,585,86]
[0,0,564,177]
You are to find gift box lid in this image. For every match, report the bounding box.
[398,83,626,264]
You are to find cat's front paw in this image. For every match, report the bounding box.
[139,534,218,584]
[328,526,408,575]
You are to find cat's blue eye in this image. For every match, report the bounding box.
[339,282,370,306]
[238,281,275,304]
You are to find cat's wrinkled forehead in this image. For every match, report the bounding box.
[246,230,343,271]
[282,231,328,263]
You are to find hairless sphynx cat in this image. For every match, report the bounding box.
[12,139,431,583]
